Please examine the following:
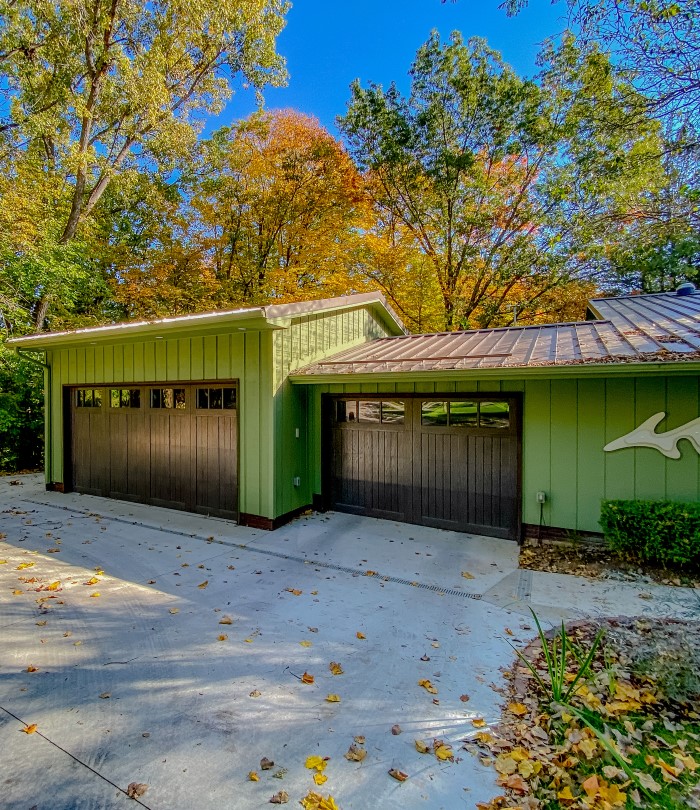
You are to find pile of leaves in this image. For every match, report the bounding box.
[467,617,700,809]
[519,540,700,588]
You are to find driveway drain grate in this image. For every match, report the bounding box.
[24,499,482,600]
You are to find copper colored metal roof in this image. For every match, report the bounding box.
[292,291,700,376]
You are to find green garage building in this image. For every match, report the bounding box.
[9,288,700,541]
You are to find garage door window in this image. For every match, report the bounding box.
[421,400,509,429]
[76,389,102,407]
[110,389,141,408]
[196,387,236,410]
[150,388,186,409]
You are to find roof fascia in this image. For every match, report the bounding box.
[265,298,407,336]
[7,311,278,350]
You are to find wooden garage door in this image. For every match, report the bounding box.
[69,384,238,519]
[326,396,520,539]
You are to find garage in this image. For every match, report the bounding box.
[68,382,238,519]
[325,394,521,539]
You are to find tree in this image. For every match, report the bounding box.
[0,0,289,329]
[503,0,700,130]
[186,110,367,308]
[339,32,663,330]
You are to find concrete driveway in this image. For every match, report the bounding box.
[2,475,697,810]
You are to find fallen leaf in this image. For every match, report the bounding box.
[17,562,35,570]
[329,662,343,676]
[261,757,275,770]
[217,634,228,641]
[20,723,38,734]
[434,743,454,761]
[197,581,208,589]
[248,771,259,782]
[85,577,100,585]
[249,690,261,698]
[90,592,100,598]
[325,694,341,703]
[582,775,599,797]
[285,588,302,596]
[299,792,339,810]
[415,740,431,754]
[354,736,365,745]
[504,628,514,636]
[26,665,38,673]
[460,694,470,702]
[391,724,401,735]
[94,568,104,575]
[46,548,60,553]
[502,773,528,794]
[557,786,575,802]
[269,791,289,804]
[461,571,475,579]
[356,632,366,639]
[219,616,233,625]
[244,638,254,643]
[313,773,327,785]
[305,756,328,772]
[471,718,487,728]
[364,570,377,577]
[300,640,313,648]
[345,744,367,762]
[99,692,111,699]
[431,641,440,648]
[63,631,72,637]
[12,589,23,595]
[127,782,149,799]
[420,654,430,662]
[388,768,408,782]
[508,702,528,717]
[36,620,47,627]
[418,679,437,694]
[301,672,315,684]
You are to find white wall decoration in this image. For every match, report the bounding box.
[604,412,700,459]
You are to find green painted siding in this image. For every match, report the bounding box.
[45,330,275,519]
[271,307,396,517]
[304,374,700,534]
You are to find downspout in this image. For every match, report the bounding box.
[14,347,51,485]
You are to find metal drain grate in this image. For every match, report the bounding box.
[25,499,482,600]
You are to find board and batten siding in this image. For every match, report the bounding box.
[271,306,394,518]
[46,330,275,519]
[304,374,700,534]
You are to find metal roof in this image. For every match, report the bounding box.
[7,292,406,349]
[292,291,700,377]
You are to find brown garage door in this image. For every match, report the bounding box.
[69,383,238,519]
[326,395,520,539]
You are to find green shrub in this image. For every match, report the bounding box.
[0,347,44,472]
[600,499,700,568]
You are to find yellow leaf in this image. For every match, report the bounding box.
[0,559,7,564]
[313,773,327,785]
[364,570,377,576]
[94,568,104,575]
[471,718,487,728]
[169,608,179,614]
[26,665,38,673]
[248,771,259,782]
[285,588,302,596]
[46,581,60,591]
[329,662,343,675]
[557,786,575,801]
[219,616,233,625]
[305,756,328,772]
[21,723,38,734]
[325,694,341,703]
[577,738,598,759]
[17,562,35,569]
[388,768,408,782]
[301,672,315,684]
[415,739,430,754]
[461,571,475,579]
[299,792,339,810]
[356,632,366,639]
[508,702,528,716]
[90,592,100,598]
[244,638,253,643]
[418,679,437,694]
[434,744,454,761]
[217,634,228,641]
[300,640,313,648]
[197,581,208,589]
[85,577,100,585]
[12,589,22,595]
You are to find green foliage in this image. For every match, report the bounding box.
[600,499,700,568]
[0,347,43,472]
[510,608,604,706]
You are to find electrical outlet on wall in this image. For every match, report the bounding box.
[293,476,301,487]
[536,491,547,504]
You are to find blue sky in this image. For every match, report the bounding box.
[217,0,567,137]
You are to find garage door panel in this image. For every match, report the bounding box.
[70,383,238,519]
[328,396,520,539]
